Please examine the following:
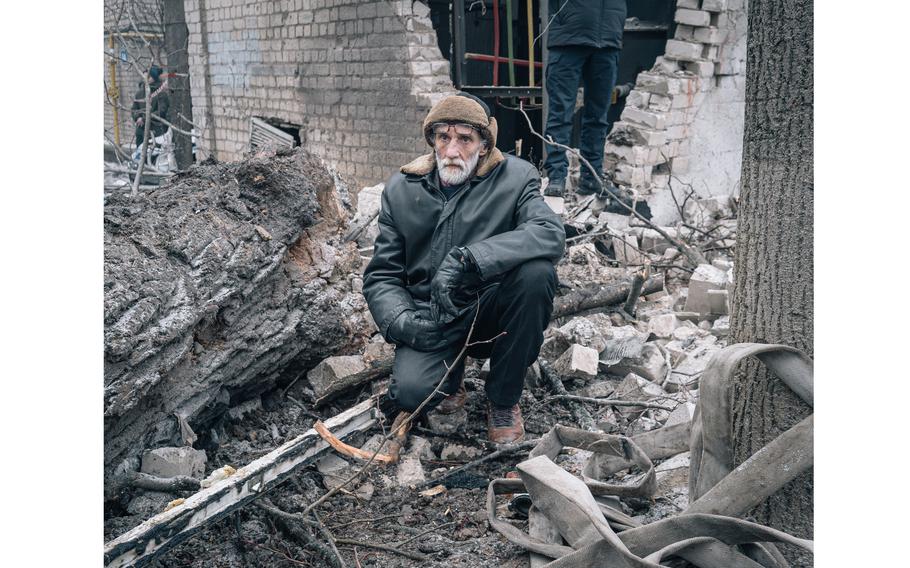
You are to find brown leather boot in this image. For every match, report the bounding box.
[435,382,467,415]
[486,402,525,444]
[386,410,412,463]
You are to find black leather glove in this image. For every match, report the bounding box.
[430,246,483,323]
[388,309,451,352]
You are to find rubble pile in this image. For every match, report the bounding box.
[105,155,750,567]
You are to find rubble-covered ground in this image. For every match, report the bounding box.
[104,161,738,567]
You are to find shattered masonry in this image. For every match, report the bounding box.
[606,0,748,224]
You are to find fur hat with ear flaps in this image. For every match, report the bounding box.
[401,92,505,177]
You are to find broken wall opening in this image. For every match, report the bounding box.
[426,0,678,168]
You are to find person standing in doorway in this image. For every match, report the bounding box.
[542,0,626,199]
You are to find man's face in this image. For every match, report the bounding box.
[432,123,488,186]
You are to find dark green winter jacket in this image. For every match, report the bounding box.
[546,0,627,49]
[363,151,566,339]
[131,79,170,137]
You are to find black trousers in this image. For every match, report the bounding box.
[388,259,558,412]
[542,45,621,184]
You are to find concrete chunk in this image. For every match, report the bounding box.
[141,447,207,479]
[558,316,611,353]
[684,264,730,315]
[306,355,368,400]
[553,344,600,379]
[543,195,565,215]
[605,343,669,384]
[647,313,680,339]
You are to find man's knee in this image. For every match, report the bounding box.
[509,259,558,297]
[389,347,462,411]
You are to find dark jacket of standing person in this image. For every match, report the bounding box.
[546,0,627,49]
[131,67,170,140]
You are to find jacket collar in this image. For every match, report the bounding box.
[400,147,506,180]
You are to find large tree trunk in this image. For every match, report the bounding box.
[730,0,813,566]
[103,148,374,497]
[163,0,194,169]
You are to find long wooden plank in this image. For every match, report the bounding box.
[104,396,379,567]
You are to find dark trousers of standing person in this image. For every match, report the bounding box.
[388,259,558,413]
[542,45,621,188]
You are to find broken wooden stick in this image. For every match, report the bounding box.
[103,396,378,568]
[314,420,396,464]
[621,264,651,318]
[532,395,674,412]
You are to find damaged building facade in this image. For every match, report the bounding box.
[174,0,747,224]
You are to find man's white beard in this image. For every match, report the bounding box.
[436,147,481,186]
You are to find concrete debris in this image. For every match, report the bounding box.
[408,435,436,461]
[306,355,368,400]
[655,451,690,495]
[712,315,730,335]
[539,328,571,361]
[557,315,612,352]
[577,380,616,399]
[440,443,483,461]
[425,406,466,435]
[630,414,661,436]
[665,401,697,427]
[351,182,385,246]
[553,344,600,379]
[396,453,427,487]
[683,195,734,227]
[684,263,731,315]
[316,453,353,490]
[595,410,620,433]
[613,373,668,418]
[141,447,207,479]
[647,312,679,339]
[600,326,649,365]
[604,343,669,384]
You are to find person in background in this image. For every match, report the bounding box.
[542,0,626,200]
[131,66,170,163]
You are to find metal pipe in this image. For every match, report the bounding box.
[506,0,515,86]
[108,35,121,146]
[492,0,500,86]
[465,52,543,68]
[526,0,534,88]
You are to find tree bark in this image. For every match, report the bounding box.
[104,148,374,496]
[163,0,193,169]
[730,1,813,565]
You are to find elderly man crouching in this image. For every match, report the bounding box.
[362,93,565,447]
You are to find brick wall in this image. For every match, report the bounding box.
[183,0,454,187]
[604,0,748,224]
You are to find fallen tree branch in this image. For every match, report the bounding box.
[334,538,427,562]
[257,500,344,568]
[129,472,201,492]
[395,521,457,547]
[531,395,674,412]
[551,275,664,319]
